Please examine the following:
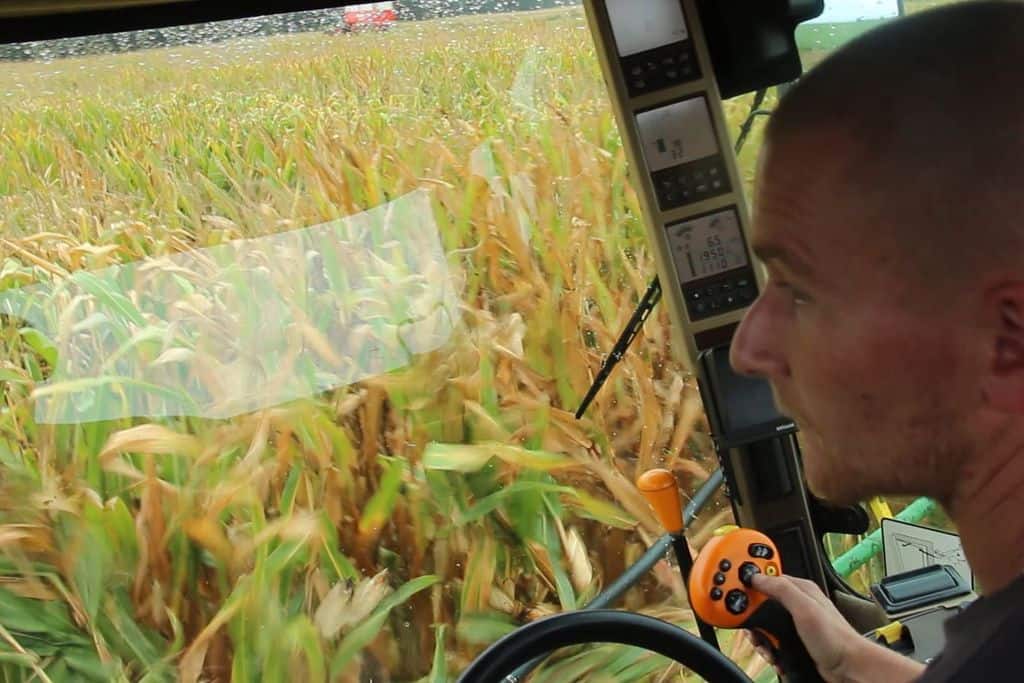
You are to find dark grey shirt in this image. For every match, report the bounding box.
[917,573,1024,681]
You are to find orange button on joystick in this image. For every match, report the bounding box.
[637,468,684,534]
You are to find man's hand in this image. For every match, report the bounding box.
[749,573,926,683]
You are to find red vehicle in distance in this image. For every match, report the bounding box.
[332,2,397,33]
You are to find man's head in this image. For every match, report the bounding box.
[730,1,1024,506]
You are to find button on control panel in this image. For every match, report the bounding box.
[622,42,701,97]
[689,526,783,629]
[725,589,750,615]
[652,155,731,210]
[739,562,762,587]
[683,269,758,322]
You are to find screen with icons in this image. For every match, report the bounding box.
[668,209,749,284]
[606,0,700,96]
[635,96,731,208]
[636,97,717,172]
[606,0,689,57]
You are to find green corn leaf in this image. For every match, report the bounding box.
[357,455,404,536]
[279,461,302,516]
[455,612,518,645]
[330,575,439,677]
[426,624,448,683]
[0,587,78,636]
[71,271,146,327]
[18,328,57,366]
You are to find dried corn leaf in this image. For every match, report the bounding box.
[100,424,201,461]
[422,441,574,473]
[463,400,512,442]
[0,578,59,601]
[183,517,233,567]
[555,520,593,594]
[315,570,391,640]
[460,532,496,614]
[581,456,661,535]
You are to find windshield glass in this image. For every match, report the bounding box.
[0,1,967,680]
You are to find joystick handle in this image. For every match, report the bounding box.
[637,468,684,534]
[637,468,720,649]
[688,527,825,683]
[744,600,823,683]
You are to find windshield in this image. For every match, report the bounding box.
[0,1,966,680]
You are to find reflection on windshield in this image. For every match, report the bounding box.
[1,190,456,422]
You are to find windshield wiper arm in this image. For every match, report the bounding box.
[575,276,662,419]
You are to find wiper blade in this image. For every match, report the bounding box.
[575,276,662,419]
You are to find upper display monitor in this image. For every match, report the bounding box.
[606,0,689,57]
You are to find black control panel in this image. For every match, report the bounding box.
[768,525,814,581]
[683,267,757,321]
[621,40,702,97]
[652,154,731,210]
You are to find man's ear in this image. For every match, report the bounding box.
[981,285,1024,413]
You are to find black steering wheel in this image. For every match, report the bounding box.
[456,609,753,682]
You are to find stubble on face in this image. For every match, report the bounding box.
[755,134,974,507]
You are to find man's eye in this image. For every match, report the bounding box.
[773,280,810,306]
[789,287,811,306]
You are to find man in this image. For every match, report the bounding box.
[728,1,1024,681]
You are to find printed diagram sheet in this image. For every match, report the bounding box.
[882,518,973,588]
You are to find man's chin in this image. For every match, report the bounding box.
[799,433,864,506]
[804,473,862,507]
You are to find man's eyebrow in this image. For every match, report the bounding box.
[752,244,813,278]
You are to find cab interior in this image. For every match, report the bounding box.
[0,1,973,681]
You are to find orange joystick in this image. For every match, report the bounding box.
[637,468,720,649]
[637,468,685,534]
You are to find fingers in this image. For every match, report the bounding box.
[751,573,831,609]
[749,574,826,623]
[781,575,834,609]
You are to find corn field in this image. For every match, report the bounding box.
[0,3,957,682]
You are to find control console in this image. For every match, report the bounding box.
[690,526,825,683]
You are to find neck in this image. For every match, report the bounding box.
[947,422,1024,594]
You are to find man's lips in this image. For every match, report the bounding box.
[773,395,804,427]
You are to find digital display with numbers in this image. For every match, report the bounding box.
[606,0,689,57]
[636,97,719,173]
[668,209,749,283]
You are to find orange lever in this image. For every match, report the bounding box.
[637,468,685,534]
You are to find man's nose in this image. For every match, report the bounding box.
[729,296,790,380]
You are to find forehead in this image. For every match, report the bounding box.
[750,132,879,281]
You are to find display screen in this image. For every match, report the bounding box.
[668,209,748,283]
[607,0,689,57]
[636,97,718,173]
